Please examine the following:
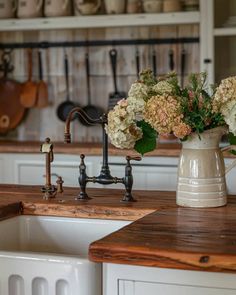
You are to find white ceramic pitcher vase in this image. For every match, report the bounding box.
[177,126,236,208]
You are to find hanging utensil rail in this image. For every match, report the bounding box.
[0,37,199,50]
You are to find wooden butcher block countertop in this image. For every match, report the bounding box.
[0,140,183,157]
[0,140,235,158]
[1,184,236,273]
[90,205,236,273]
[0,184,175,221]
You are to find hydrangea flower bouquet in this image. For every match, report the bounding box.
[105,70,236,156]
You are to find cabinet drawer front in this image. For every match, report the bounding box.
[108,164,177,191]
[119,280,236,295]
[13,160,95,187]
[135,281,236,295]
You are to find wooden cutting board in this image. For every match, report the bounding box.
[0,78,26,134]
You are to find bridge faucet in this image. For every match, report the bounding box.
[64,107,141,202]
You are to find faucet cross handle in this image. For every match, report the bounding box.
[122,155,142,202]
[126,156,142,163]
[77,154,91,201]
[125,156,142,176]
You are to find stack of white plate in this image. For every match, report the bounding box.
[223,16,236,27]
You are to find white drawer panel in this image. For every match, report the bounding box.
[13,160,96,187]
[135,281,236,295]
[108,163,178,191]
[145,165,178,190]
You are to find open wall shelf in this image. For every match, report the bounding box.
[0,11,200,32]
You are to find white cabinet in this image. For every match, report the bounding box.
[0,153,179,190]
[0,153,101,188]
[12,154,100,187]
[1,153,236,194]
[224,158,236,194]
[108,156,178,191]
[119,280,236,295]
[104,263,236,295]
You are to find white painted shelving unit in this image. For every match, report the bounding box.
[0,11,200,31]
[203,0,236,84]
[214,27,236,36]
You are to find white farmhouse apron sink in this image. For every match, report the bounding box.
[0,215,130,295]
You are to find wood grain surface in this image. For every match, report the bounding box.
[1,184,236,272]
[0,184,176,220]
[89,201,236,273]
[0,141,181,156]
[0,141,235,158]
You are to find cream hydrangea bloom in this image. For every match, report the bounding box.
[213,76,236,111]
[106,125,142,149]
[106,99,135,131]
[105,99,143,149]
[126,82,149,113]
[127,96,146,113]
[128,81,149,101]
[143,94,183,134]
[220,100,236,135]
[152,80,174,95]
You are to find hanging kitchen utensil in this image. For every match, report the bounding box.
[79,52,103,126]
[152,48,157,77]
[36,50,49,108]
[0,50,25,134]
[136,48,140,79]
[56,53,77,122]
[20,48,38,108]
[180,48,186,88]
[108,49,126,110]
[168,48,175,72]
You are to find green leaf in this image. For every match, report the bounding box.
[139,69,157,86]
[134,120,157,156]
[230,150,236,156]
[228,132,236,155]
[229,132,236,145]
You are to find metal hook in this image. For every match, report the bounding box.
[0,49,14,76]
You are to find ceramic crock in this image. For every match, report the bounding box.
[142,0,163,13]
[126,0,141,13]
[163,0,181,12]
[74,0,101,15]
[177,126,236,208]
[17,0,43,18]
[0,0,17,19]
[104,0,126,14]
[44,0,71,17]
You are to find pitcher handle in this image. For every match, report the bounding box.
[221,145,236,174]
[37,0,43,12]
